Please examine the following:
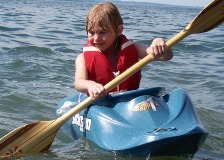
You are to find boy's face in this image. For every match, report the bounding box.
[87,24,118,52]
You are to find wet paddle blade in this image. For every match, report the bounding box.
[0,121,57,157]
[166,0,224,47]
[187,0,224,33]
[0,95,92,158]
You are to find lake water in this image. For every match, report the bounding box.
[0,0,223,159]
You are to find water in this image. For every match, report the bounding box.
[0,0,223,159]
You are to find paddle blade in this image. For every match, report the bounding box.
[186,0,224,34]
[0,121,57,158]
[166,0,224,47]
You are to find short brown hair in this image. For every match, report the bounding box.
[86,2,123,34]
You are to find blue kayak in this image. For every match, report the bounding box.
[56,87,208,156]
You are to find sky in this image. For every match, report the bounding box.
[121,0,212,7]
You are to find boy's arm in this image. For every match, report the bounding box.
[74,53,106,99]
[74,53,89,93]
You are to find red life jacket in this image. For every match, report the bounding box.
[83,34,141,93]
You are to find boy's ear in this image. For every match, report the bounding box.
[117,25,123,36]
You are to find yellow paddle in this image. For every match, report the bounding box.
[0,0,223,157]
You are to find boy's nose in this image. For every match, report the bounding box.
[94,34,100,41]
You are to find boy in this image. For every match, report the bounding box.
[75,2,173,99]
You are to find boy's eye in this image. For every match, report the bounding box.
[100,31,107,34]
[88,29,108,36]
[88,31,95,36]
